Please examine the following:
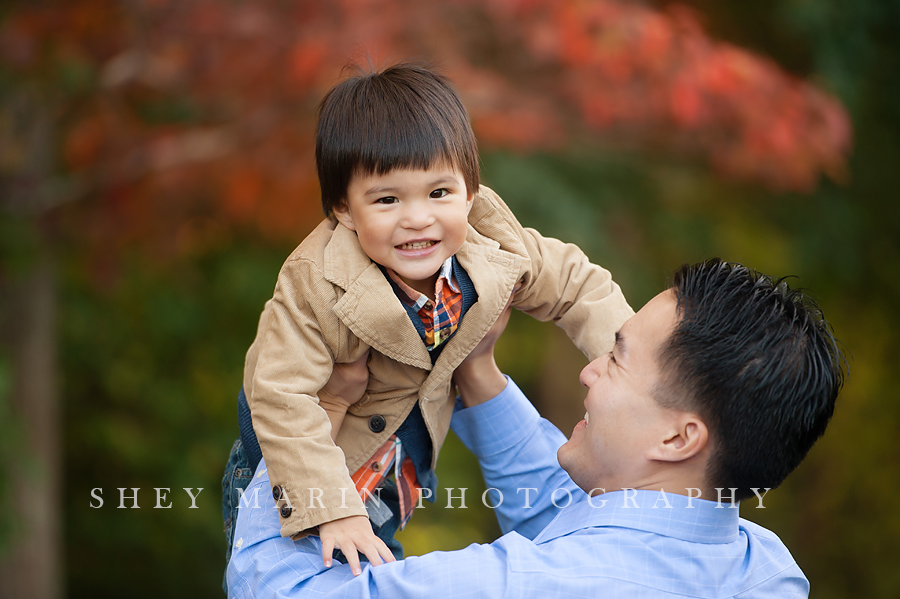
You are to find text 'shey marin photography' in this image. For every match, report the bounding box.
[89,488,204,509]
[89,486,773,510]
[90,487,771,509]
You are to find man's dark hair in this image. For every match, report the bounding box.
[315,62,480,216]
[659,259,844,502]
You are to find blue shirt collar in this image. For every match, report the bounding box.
[535,489,741,545]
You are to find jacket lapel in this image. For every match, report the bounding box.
[419,231,523,398]
[324,224,433,370]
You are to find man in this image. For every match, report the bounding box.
[226,259,843,598]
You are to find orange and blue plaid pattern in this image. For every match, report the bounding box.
[350,435,420,529]
[386,258,462,350]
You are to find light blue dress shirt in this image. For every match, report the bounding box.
[227,378,809,598]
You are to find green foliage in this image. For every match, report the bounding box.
[0,354,20,555]
[0,215,39,556]
[61,240,292,596]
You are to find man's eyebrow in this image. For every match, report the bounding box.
[614,330,625,355]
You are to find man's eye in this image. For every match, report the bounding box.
[608,351,617,364]
[375,196,398,204]
[430,188,449,199]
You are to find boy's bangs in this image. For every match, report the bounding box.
[352,113,459,179]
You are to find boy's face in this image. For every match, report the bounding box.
[334,165,474,297]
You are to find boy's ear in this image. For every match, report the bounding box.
[465,191,475,215]
[332,201,357,232]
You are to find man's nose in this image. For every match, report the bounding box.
[579,358,603,388]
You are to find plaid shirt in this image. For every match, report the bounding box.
[385,257,463,351]
[350,435,420,530]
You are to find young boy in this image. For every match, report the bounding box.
[222,63,633,576]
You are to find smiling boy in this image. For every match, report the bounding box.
[222,63,633,578]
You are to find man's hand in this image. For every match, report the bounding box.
[318,514,396,575]
[319,350,370,440]
[453,288,516,408]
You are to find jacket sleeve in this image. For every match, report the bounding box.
[247,256,368,538]
[471,186,634,360]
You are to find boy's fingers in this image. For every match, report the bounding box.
[362,546,383,566]
[361,540,388,566]
[345,545,362,576]
[321,538,335,568]
[377,540,396,564]
[360,537,395,567]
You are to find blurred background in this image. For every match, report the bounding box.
[0,0,897,597]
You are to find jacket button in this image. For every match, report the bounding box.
[280,504,292,518]
[368,414,386,433]
[272,485,283,500]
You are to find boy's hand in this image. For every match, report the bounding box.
[319,350,370,440]
[318,514,396,575]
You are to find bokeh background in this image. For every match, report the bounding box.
[1,0,897,597]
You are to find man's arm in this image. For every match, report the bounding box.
[227,456,551,599]
[451,377,581,539]
[450,297,581,538]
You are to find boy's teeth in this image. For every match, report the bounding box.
[584,412,590,424]
[399,241,434,250]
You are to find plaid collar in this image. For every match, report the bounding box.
[385,257,460,309]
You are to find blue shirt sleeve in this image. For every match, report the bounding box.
[450,377,580,538]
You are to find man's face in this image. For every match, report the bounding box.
[557,289,679,495]
[334,165,473,297]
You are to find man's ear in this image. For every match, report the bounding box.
[648,414,709,463]
[332,201,356,232]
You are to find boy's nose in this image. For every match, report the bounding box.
[400,205,436,230]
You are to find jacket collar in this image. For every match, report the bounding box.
[321,222,521,375]
[322,222,375,291]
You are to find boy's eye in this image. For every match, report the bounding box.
[608,351,617,364]
[375,196,398,204]
[429,188,449,199]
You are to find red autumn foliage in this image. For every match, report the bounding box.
[0,0,851,258]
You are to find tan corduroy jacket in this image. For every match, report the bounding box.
[243,186,634,538]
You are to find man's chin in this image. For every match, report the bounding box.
[556,443,574,472]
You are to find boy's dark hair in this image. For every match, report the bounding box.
[315,62,480,216]
[658,259,844,502]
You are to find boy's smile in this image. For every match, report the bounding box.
[334,166,474,297]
